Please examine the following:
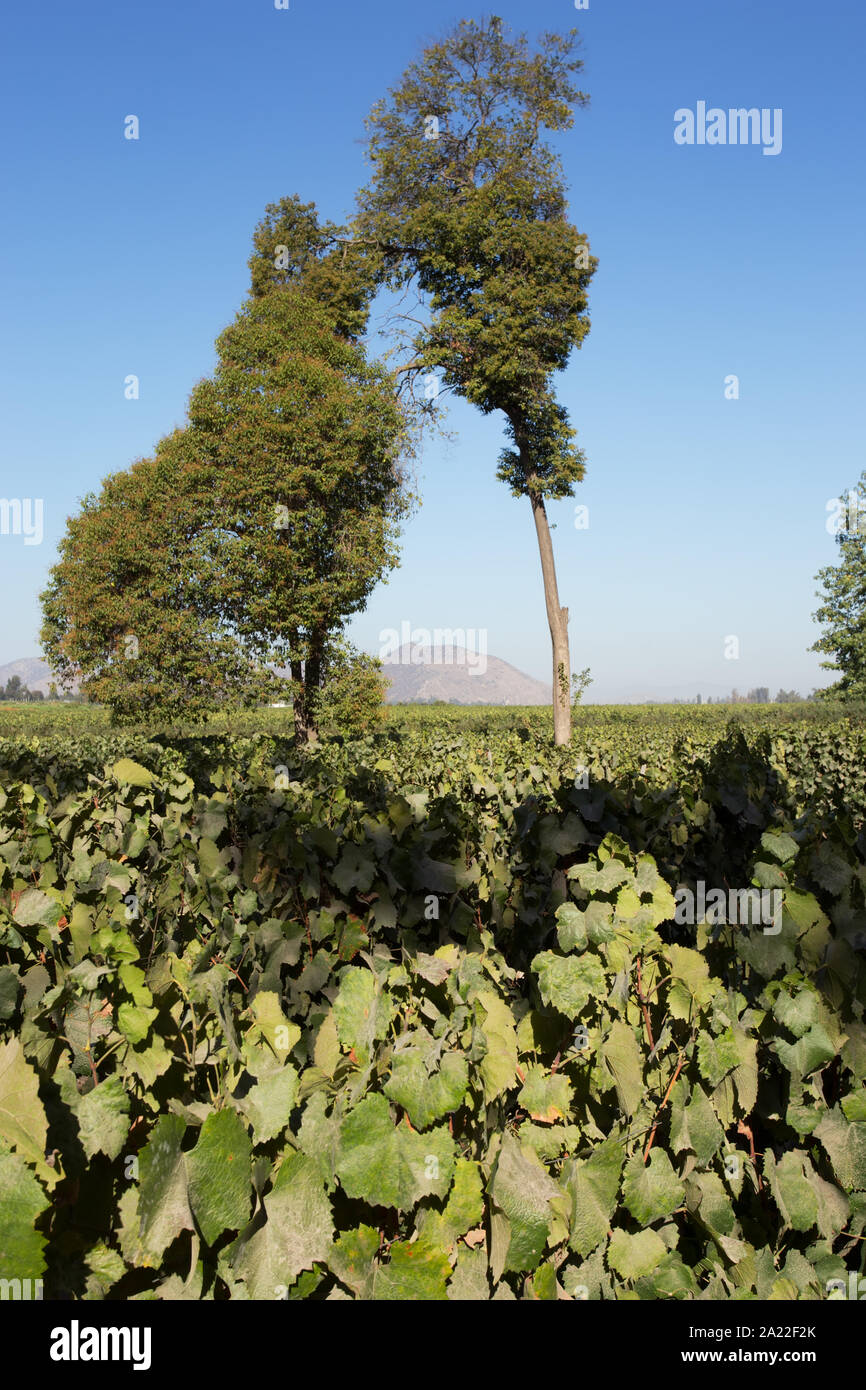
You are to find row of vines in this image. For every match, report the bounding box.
[0,704,864,1299]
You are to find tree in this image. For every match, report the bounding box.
[314,638,389,738]
[41,439,266,724]
[775,689,803,703]
[811,471,866,701]
[183,285,411,738]
[571,667,592,707]
[355,16,595,744]
[42,224,412,734]
[247,193,377,342]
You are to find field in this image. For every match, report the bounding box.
[1,700,864,1301]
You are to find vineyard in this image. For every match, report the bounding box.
[1,701,865,1301]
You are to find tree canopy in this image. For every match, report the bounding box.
[355,16,596,742]
[356,17,594,495]
[40,435,264,724]
[248,193,377,342]
[42,216,412,730]
[812,472,866,700]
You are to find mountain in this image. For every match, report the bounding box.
[381,645,550,705]
[0,649,551,706]
[0,657,71,696]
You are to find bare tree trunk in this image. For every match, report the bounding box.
[529,486,571,745]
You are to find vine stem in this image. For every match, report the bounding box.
[83,1044,99,1089]
[636,958,655,1050]
[643,1046,690,1164]
[94,1037,127,1071]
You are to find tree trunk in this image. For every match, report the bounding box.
[304,626,325,739]
[529,486,571,745]
[289,627,308,743]
[291,659,307,743]
[291,626,326,744]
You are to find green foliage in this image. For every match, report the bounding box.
[356,15,595,500]
[0,700,864,1299]
[313,640,388,739]
[41,211,412,736]
[0,676,43,703]
[812,471,866,701]
[39,439,266,726]
[571,667,593,707]
[356,16,594,747]
[247,193,376,342]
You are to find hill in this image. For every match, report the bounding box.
[0,649,550,706]
[0,656,68,696]
[381,645,550,705]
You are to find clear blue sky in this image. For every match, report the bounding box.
[1,0,863,701]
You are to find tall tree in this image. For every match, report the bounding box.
[355,16,596,743]
[811,471,866,700]
[184,284,411,737]
[2,675,25,700]
[40,438,266,724]
[247,193,378,342]
[42,215,412,733]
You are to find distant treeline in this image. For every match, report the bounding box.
[0,675,82,702]
[675,688,814,705]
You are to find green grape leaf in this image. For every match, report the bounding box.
[231,1150,333,1296]
[563,1137,624,1257]
[384,1050,468,1129]
[623,1149,684,1225]
[138,1114,194,1258]
[607,1227,667,1280]
[491,1132,561,1273]
[335,1093,454,1210]
[187,1108,252,1247]
[0,1144,49,1280]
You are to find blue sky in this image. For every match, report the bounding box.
[1,0,863,701]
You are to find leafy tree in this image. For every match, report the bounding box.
[42,222,412,735]
[247,194,376,342]
[313,638,389,738]
[355,16,596,744]
[183,285,411,738]
[811,471,866,700]
[41,440,266,724]
[774,688,803,704]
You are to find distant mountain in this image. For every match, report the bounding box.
[0,649,550,706]
[382,645,550,705]
[0,657,72,696]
